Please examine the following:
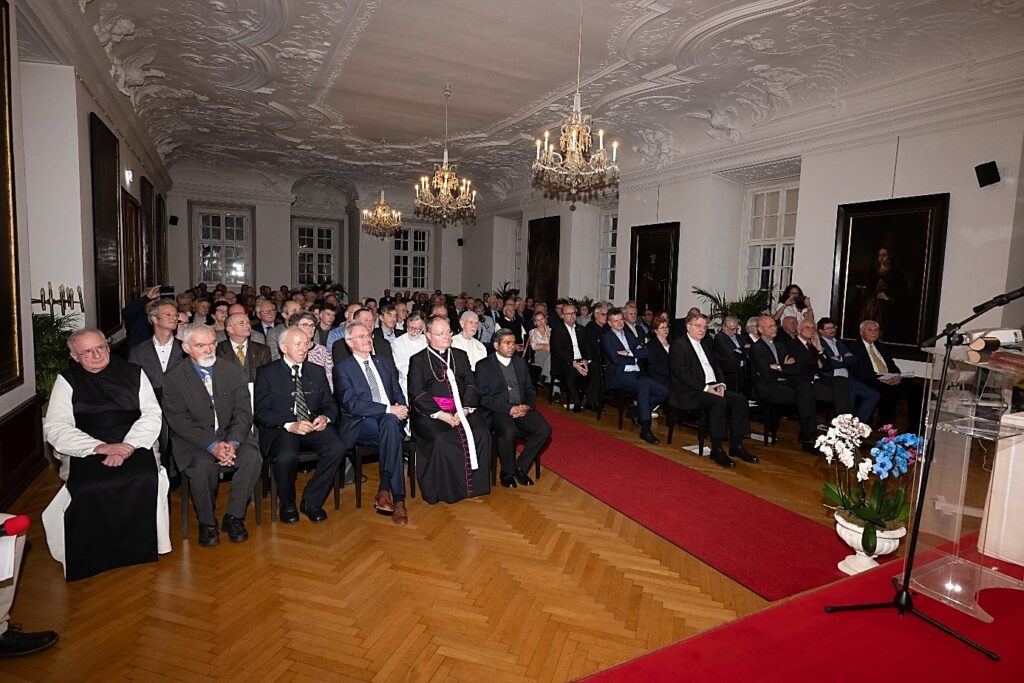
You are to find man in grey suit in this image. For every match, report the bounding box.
[216,312,272,382]
[162,324,261,547]
[128,299,188,396]
[266,300,302,361]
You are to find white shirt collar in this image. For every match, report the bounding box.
[496,354,512,367]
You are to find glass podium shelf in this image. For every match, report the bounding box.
[935,415,1024,440]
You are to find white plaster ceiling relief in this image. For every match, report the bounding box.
[632,125,682,168]
[687,106,741,142]
[974,0,1024,18]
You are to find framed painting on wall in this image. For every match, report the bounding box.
[830,193,949,360]
[0,0,23,396]
[628,222,679,318]
[89,113,122,338]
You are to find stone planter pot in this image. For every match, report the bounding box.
[834,512,906,575]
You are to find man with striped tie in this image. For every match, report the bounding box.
[254,328,344,524]
[334,322,411,526]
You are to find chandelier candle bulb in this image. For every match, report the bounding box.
[598,129,604,149]
[612,141,617,162]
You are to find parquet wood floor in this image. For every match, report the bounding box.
[2,406,885,682]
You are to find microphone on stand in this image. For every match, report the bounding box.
[0,515,30,537]
[972,285,1024,313]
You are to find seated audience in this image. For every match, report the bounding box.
[640,309,655,339]
[790,318,850,415]
[773,284,815,323]
[122,285,162,346]
[42,328,171,580]
[216,312,272,383]
[254,328,344,524]
[334,322,411,526]
[332,307,381,366]
[473,301,495,344]
[392,312,428,402]
[623,303,646,342]
[129,298,188,397]
[497,299,525,346]
[451,310,488,370]
[712,315,750,396]
[744,316,760,344]
[191,298,213,325]
[211,300,231,341]
[228,303,265,343]
[528,311,552,382]
[162,324,261,547]
[576,303,591,327]
[602,307,669,444]
[267,300,302,361]
[0,511,59,657]
[779,314,800,343]
[849,320,923,431]
[670,313,758,468]
[293,311,334,391]
[395,301,409,331]
[254,299,279,339]
[749,315,820,452]
[373,304,403,365]
[642,313,672,391]
[476,329,552,489]
[314,303,337,347]
[407,315,492,504]
[582,302,609,411]
[817,317,880,424]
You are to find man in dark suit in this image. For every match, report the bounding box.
[712,315,750,396]
[848,320,922,430]
[128,299,188,397]
[162,324,261,547]
[818,317,880,423]
[602,307,668,444]
[749,315,818,452]
[497,299,525,346]
[476,329,552,488]
[254,328,344,524]
[371,304,404,366]
[216,312,272,383]
[789,318,850,414]
[582,303,609,411]
[333,322,411,526]
[549,303,590,411]
[332,307,377,367]
[670,313,757,468]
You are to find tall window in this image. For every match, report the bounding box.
[196,208,251,286]
[293,219,339,286]
[599,214,618,301]
[392,228,430,289]
[745,186,798,298]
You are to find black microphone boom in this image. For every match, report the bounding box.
[972,285,1024,314]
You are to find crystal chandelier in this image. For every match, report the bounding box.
[414,84,477,226]
[361,186,402,239]
[532,0,619,209]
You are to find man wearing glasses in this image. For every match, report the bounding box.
[42,329,172,580]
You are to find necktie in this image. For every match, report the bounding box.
[364,359,384,404]
[236,344,246,365]
[201,369,219,432]
[867,343,888,374]
[292,365,311,421]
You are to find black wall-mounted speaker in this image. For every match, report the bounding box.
[975,161,1000,188]
[457,238,464,247]
[169,215,180,225]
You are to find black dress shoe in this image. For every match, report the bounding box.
[0,625,59,658]
[513,468,534,486]
[280,506,299,524]
[499,472,518,489]
[730,446,759,464]
[198,524,220,547]
[709,448,737,469]
[221,514,249,543]
[572,405,582,414]
[300,502,328,523]
[801,442,820,455]
[640,429,660,445]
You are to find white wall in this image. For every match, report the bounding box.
[461,212,496,294]
[796,115,1024,336]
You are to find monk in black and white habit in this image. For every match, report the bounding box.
[42,328,171,580]
[407,315,492,503]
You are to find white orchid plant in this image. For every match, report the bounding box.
[817,415,920,555]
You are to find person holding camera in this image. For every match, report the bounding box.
[773,283,815,323]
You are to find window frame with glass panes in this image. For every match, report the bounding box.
[392,227,430,290]
[194,206,253,287]
[743,183,799,300]
[599,213,618,301]
[292,218,340,287]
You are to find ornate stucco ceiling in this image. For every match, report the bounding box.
[22,0,1024,203]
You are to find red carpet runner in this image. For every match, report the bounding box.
[539,407,848,600]
[586,560,1024,681]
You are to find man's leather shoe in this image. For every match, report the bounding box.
[374,489,395,513]
[730,446,759,464]
[279,506,299,525]
[640,428,660,445]
[513,468,534,486]
[221,515,248,543]
[198,524,220,547]
[299,502,327,523]
[499,472,517,488]
[709,448,737,469]
[392,501,409,526]
[801,442,820,455]
[0,625,59,658]
[572,405,582,414]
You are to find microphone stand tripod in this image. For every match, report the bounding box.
[823,294,1019,661]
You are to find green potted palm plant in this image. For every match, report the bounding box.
[33,312,79,408]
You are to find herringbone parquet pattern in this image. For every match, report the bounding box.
[4,408,843,682]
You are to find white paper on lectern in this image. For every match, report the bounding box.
[0,536,15,581]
